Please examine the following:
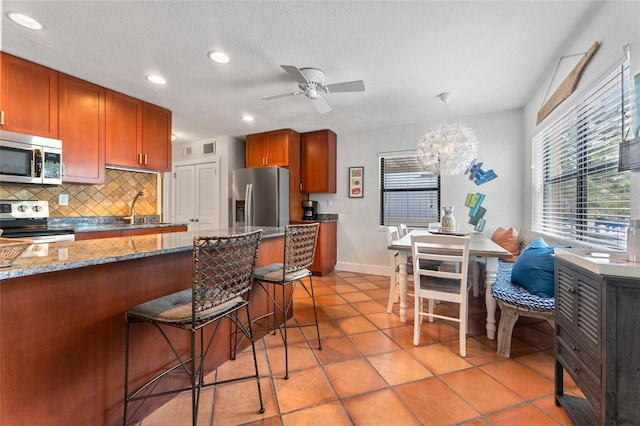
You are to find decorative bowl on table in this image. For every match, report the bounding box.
[0,237,34,268]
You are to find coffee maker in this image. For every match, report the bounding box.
[302,200,318,220]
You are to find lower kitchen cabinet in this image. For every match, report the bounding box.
[75,225,187,241]
[291,220,336,275]
[554,258,640,425]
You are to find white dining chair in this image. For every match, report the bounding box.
[411,233,471,356]
[386,225,414,313]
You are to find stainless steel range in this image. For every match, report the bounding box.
[0,200,75,243]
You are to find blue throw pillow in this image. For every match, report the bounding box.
[510,238,556,298]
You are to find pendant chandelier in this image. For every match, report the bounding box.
[417,93,479,176]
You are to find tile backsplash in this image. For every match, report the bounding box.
[0,169,158,217]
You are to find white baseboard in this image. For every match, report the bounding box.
[334,262,390,277]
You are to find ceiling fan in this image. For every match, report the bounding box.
[261,65,365,114]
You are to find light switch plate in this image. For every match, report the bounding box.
[59,194,69,206]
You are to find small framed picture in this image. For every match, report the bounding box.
[349,167,364,198]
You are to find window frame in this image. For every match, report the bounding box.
[532,57,632,250]
[379,153,441,227]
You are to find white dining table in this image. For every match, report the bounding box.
[388,229,512,340]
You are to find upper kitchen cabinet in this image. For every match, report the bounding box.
[301,129,336,193]
[0,53,59,138]
[105,90,142,169]
[58,74,106,184]
[106,90,172,172]
[245,129,299,167]
[142,102,172,171]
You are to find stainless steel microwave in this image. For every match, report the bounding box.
[0,130,63,185]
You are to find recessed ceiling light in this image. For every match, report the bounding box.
[241,115,254,122]
[208,51,230,64]
[6,12,43,30]
[145,75,166,85]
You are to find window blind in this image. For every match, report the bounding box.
[379,154,440,226]
[532,59,632,250]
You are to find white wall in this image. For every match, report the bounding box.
[523,1,640,227]
[311,109,524,275]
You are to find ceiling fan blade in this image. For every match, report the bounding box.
[281,65,309,85]
[261,91,301,101]
[324,80,365,93]
[312,96,331,114]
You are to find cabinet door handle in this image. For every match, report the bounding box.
[144,154,148,165]
[572,346,579,352]
[138,154,143,164]
[0,110,4,126]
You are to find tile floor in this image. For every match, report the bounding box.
[137,271,580,426]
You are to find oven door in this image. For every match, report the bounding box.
[0,140,41,184]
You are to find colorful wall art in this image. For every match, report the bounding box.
[465,192,487,231]
[466,160,498,185]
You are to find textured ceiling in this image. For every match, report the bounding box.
[1,1,602,143]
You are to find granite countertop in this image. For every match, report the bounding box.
[0,226,284,280]
[291,213,339,223]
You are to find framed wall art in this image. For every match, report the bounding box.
[349,167,364,198]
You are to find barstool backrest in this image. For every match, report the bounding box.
[283,223,320,275]
[192,230,262,316]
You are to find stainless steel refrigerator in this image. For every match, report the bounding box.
[232,167,289,227]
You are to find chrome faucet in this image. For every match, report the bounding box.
[127,191,145,224]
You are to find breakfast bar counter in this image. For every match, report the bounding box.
[0,227,285,425]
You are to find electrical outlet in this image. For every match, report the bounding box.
[59,194,69,206]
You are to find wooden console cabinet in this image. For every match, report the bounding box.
[554,258,640,425]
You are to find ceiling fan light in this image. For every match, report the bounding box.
[306,87,318,99]
[7,12,43,30]
[208,51,230,64]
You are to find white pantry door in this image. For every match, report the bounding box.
[174,160,220,231]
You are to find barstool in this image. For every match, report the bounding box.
[251,223,321,379]
[123,230,264,425]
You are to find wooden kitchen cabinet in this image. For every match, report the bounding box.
[245,128,304,221]
[0,52,59,138]
[58,74,106,183]
[142,102,172,171]
[290,220,336,275]
[106,90,172,172]
[301,129,336,193]
[554,258,640,425]
[245,129,297,167]
[75,225,187,241]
